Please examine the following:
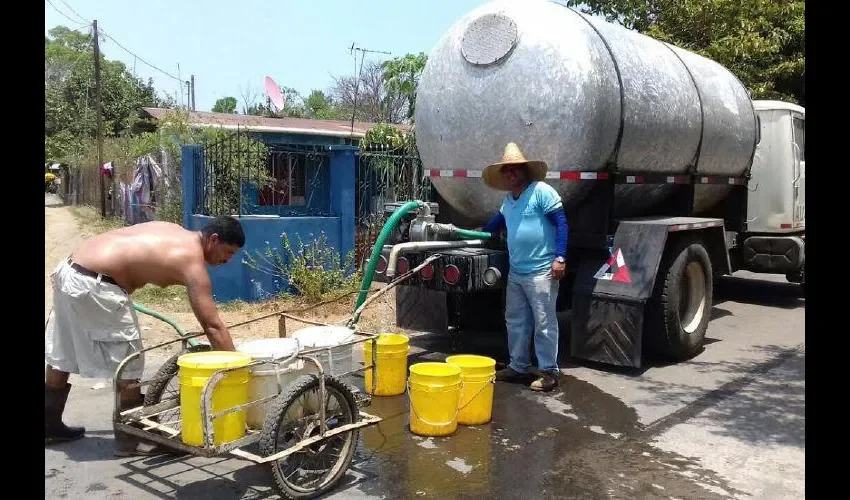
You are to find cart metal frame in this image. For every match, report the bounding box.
[112,325,383,465]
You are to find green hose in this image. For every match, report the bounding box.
[133,303,201,347]
[454,228,493,240]
[351,200,424,325]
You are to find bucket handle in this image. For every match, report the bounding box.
[406,376,495,427]
[457,376,495,412]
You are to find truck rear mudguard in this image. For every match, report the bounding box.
[570,217,729,368]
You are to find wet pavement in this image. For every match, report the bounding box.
[45,272,805,499]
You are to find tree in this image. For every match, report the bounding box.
[566,0,805,105]
[331,60,407,124]
[45,25,167,164]
[212,96,238,114]
[304,90,346,120]
[381,52,428,122]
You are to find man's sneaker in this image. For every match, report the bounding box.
[495,366,528,382]
[530,372,559,392]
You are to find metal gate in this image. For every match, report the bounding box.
[354,146,434,268]
[193,130,332,217]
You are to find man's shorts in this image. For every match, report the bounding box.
[45,258,145,380]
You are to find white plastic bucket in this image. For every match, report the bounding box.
[291,326,356,380]
[235,338,309,429]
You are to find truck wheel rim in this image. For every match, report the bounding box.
[680,261,707,334]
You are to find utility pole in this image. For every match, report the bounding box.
[190,75,196,111]
[349,44,392,135]
[93,20,105,218]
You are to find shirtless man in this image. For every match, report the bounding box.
[45,216,244,455]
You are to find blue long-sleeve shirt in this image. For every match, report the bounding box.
[481,182,568,273]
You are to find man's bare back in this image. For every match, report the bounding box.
[65,217,244,352]
[71,221,205,293]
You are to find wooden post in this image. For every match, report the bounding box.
[278,314,287,338]
[93,20,105,218]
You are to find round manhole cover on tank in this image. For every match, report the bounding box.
[461,13,519,67]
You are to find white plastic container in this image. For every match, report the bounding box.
[235,338,309,429]
[291,326,356,380]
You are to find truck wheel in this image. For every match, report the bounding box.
[646,237,713,361]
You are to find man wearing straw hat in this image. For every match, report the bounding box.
[480,143,568,392]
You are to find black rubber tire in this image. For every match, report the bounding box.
[646,237,713,361]
[143,344,212,427]
[260,374,359,500]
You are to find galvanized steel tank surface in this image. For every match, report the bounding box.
[415,0,758,225]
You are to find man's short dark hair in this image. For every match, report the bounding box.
[201,216,245,247]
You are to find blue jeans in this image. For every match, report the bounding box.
[505,270,560,374]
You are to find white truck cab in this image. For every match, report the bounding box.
[748,100,806,234]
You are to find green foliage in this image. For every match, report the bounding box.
[45,25,171,165]
[245,232,360,303]
[212,97,238,113]
[361,123,406,148]
[381,52,428,121]
[566,0,805,105]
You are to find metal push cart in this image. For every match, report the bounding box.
[112,309,384,500]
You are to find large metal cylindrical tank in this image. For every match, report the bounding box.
[415,0,757,225]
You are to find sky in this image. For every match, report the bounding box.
[45,0,496,112]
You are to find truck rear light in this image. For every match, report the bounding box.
[483,267,502,287]
[443,264,461,285]
[397,257,410,275]
[420,262,434,280]
[376,256,388,274]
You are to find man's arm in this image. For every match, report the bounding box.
[536,183,568,279]
[184,263,236,351]
[481,211,506,235]
[545,208,568,258]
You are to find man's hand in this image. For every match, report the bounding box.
[551,258,566,280]
[185,262,236,351]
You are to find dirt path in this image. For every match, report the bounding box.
[43,196,399,359]
[45,194,85,323]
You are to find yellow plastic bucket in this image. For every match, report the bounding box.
[445,355,496,425]
[177,351,252,446]
[408,362,462,437]
[364,334,410,396]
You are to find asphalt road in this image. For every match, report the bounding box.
[45,271,804,500]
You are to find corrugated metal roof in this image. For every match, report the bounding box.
[140,107,408,139]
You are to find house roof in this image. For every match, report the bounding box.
[140,107,407,139]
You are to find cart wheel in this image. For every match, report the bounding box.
[144,344,211,431]
[260,374,359,500]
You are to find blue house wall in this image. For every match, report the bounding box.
[182,138,358,303]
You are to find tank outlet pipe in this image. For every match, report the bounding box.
[385,239,488,278]
[353,200,430,313]
[419,221,494,241]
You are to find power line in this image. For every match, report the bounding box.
[45,0,88,27]
[56,0,88,24]
[46,1,185,84]
[99,30,183,83]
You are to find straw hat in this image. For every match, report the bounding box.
[482,142,548,191]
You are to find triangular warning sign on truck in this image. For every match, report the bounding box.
[593,248,632,283]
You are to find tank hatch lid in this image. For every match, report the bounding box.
[461,12,518,67]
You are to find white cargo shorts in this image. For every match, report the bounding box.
[45,258,145,380]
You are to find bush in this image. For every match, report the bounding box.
[246,232,361,303]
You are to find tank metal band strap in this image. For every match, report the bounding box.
[560,6,626,171]
[661,42,705,173]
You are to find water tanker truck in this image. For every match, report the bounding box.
[369,0,805,368]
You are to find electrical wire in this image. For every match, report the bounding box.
[46,0,185,83]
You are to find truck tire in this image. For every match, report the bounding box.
[646,237,713,361]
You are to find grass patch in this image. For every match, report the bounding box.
[71,205,124,235]
[131,285,188,310]
[131,284,267,313]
